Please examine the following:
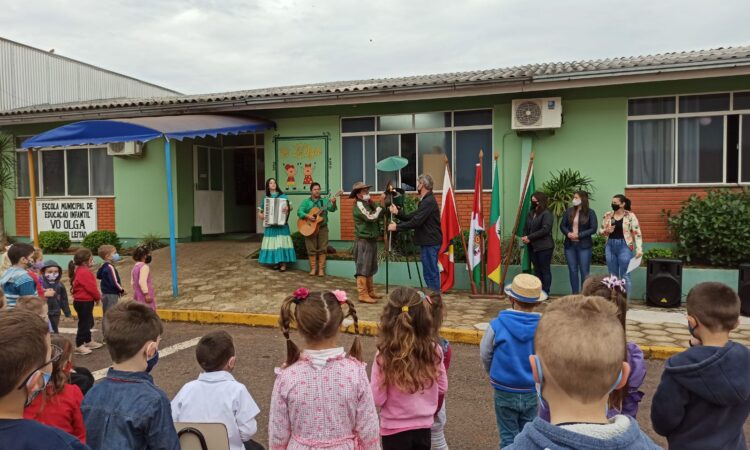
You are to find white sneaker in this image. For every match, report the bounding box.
[85,341,104,349]
[75,345,92,355]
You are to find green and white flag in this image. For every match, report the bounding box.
[468,163,484,286]
[516,164,536,274]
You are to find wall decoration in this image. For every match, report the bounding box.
[274,135,330,195]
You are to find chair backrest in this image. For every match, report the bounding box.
[174,422,230,450]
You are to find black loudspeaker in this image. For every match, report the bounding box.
[646,258,683,308]
[740,263,750,317]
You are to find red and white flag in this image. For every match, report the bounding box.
[438,165,461,293]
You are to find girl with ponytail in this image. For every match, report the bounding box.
[269,288,379,450]
[371,286,448,450]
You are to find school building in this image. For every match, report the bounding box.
[1,45,749,247]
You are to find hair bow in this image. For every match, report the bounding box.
[293,287,310,304]
[602,275,627,293]
[332,290,348,304]
[418,291,433,305]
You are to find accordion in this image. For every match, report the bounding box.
[263,197,289,227]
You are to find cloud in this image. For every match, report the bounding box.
[2,0,749,94]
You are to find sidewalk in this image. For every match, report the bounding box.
[119,241,750,350]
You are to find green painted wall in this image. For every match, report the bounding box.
[175,140,194,238]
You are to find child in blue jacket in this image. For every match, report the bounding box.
[40,260,71,333]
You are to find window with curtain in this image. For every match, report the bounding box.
[16,146,114,197]
[627,119,674,185]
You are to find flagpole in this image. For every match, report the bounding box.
[500,151,535,289]
[444,155,477,295]
[478,150,487,295]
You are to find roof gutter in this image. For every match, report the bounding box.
[533,59,750,82]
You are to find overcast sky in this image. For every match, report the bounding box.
[2,0,749,95]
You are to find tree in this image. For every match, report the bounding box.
[0,133,17,247]
[541,169,594,238]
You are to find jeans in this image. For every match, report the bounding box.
[529,247,553,294]
[421,245,441,292]
[101,294,120,335]
[73,301,94,347]
[494,390,538,449]
[605,238,634,295]
[564,244,593,294]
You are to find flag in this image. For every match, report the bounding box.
[468,163,484,287]
[516,164,536,273]
[487,159,502,285]
[438,166,460,293]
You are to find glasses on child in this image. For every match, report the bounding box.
[17,344,63,390]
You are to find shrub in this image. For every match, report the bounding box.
[291,231,307,258]
[82,231,121,253]
[541,169,595,237]
[642,247,675,262]
[591,234,607,265]
[378,194,419,258]
[38,231,71,253]
[138,233,165,251]
[666,188,750,267]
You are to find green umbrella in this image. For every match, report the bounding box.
[376,155,409,172]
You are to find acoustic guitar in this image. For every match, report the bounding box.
[297,190,344,237]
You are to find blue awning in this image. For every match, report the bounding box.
[21,114,274,148]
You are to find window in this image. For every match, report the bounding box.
[16,146,114,197]
[627,92,750,185]
[341,109,493,191]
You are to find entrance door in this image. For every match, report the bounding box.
[194,145,225,234]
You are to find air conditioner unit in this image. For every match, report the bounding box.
[107,141,143,157]
[512,97,562,130]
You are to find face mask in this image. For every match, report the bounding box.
[572,198,582,207]
[32,262,45,271]
[45,273,58,282]
[146,350,159,373]
[24,371,51,407]
[145,255,152,264]
[688,323,696,338]
[362,194,370,201]
[530,201,538,210]
[111,253,121,262]
[611,203,620,211]
[25,259,35,269]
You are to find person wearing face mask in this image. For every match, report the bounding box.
[388,174,443,292]
[40,260,72,334]
[96,245,125,335]
[521,192,554,295]
[69,249,103,356]
[559,191,598,294]
[131,245,157,312]
[0,309,88,450]
[82,301,179,450]
[0,243,41,310]
[600,194,643,296]
[350,181,384,303]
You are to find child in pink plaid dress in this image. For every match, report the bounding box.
[269,288,380,450]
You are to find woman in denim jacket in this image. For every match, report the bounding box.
[600,194,643,295]
[559,191,598,294]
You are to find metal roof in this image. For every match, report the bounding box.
[2,44,750,122]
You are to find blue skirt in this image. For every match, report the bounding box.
[259,224,297,264]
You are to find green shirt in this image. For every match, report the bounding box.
[297,196,337,226]
[353,200,383,239]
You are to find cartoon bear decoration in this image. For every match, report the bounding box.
[303,163,314,185]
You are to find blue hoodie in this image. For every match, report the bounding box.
[480,309,541,392]
[507,416,660,449]
[651,341,750,450]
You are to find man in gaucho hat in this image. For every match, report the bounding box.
[350,181,384,303]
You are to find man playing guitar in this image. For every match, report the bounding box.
[297,182,337,277]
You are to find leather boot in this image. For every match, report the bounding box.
[317,254,327,277]
[357,276,376,303]
[367,276,382,299]
[308,256,317,276]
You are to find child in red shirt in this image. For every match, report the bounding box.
[68,248,102,355]
[24,336,86,443]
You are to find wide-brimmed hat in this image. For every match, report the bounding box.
[504,273,548,303]
[349,181,372,198]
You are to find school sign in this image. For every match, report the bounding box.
[34,199,98,241]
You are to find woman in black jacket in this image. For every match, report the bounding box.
[559,190,598,293]
[522,191,554,294]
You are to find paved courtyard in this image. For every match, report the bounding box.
[112,241,750,349]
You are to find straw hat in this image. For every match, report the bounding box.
[504,273,548,303]
[349,181,372,198]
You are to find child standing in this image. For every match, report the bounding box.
[96,245,125,334]
[82,301,179,450]
[269,288,380,450]
[651,282,750,450]
[479,274,544,449]
[0,243,39,309]
[371,286,448,450]
[24,336,86,444]
[68,249,102,355]
[131,246,156,311]
[427,290,451,450]
[172,330,263,450]
[508,295,659,449]
[41,260,71,334]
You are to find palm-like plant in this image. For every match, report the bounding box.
[0,133,17,246]
[541,169,594,237]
